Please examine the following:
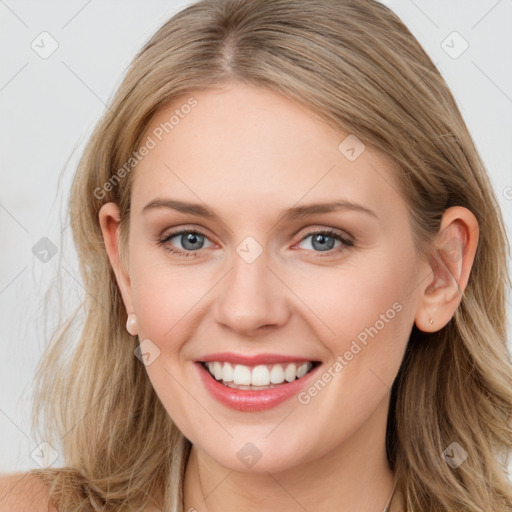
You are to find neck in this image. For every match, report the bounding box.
[182,393,405,512]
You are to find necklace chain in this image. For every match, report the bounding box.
[382,473,398,512]
[196,457,398,512]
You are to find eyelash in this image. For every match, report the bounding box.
[157,228,354,258]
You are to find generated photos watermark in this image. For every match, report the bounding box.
[93,97,198,200]
[297,301,403,404]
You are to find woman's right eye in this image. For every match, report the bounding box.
[158,229,214,257]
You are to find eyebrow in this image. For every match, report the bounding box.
[142,198,377,220]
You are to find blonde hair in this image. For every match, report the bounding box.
[28,0,512,510]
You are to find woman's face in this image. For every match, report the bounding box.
[110,82,430,472]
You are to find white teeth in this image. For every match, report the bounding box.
[204,361,314,386]
[213,361,223,380]
[269,364,285,384]
[233,364,252,385]
[284,363,297,382]
[222,362,234,382]
[296,362,309,378]
[251,365,270,386]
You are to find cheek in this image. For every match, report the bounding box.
[287,253,417,439]
[291,251,417,356]
[128,244,217,343]
[126,251,214,429]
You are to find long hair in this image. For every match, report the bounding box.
[28,0,512,510]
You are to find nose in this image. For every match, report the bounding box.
[212,246,291,336]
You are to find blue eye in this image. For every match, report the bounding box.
[158,230,214,257]
[294,229,353,255]
[158,228,353,258]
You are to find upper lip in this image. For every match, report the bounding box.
[196,352,320,366]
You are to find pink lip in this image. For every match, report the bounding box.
[197,352,317,366]
[195,360,321,412]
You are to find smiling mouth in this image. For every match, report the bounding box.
[199,360,321,390]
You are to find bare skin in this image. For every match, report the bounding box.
[100,82,478,512]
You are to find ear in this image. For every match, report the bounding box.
[415,206,479,332]
[99,202,135,321]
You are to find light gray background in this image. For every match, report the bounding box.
[1,0,511,473]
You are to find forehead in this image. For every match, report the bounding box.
[130,82,404,222]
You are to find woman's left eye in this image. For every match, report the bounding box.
[158,228,353,258]
[294,230,353,255]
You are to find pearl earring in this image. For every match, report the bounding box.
[429,318,433,325]
[126,313,138,336]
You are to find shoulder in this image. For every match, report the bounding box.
[0,472,163,511]
[0,472,57,512]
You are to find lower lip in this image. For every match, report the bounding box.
[195,362,321,412]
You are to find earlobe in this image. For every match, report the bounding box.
[98,202,135,317]
[415,206,479,332]
[126,313,138,336]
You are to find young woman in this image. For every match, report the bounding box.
[2,0,511,510]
